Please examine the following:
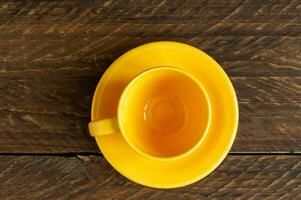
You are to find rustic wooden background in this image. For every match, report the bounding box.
[0,0,300,199]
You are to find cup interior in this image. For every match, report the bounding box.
[119,67,210,160]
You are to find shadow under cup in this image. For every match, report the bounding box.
[119,67,211,160]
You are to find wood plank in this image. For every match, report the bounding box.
[0,36,300,78]
[236,102,301,151]
[0,155,300,199]
[0,77,300,153]
[0,0,299,24]
[0,78,99,153]
[0,0,299,77]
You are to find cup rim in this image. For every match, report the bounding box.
[117,66,212,162]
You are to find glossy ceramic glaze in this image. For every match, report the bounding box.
[89,67,211,161]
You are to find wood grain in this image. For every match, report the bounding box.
[0,78,99,153]
[0,1,300,153]
[0,0,300,198]
[0,155,300,199]
[0,0,300,78]
[0,36,300,78]
[0,77,300,153]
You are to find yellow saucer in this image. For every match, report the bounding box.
[91,41,238,188]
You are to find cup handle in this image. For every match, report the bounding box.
[88,117,119,137]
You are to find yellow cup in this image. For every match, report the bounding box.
[89,67,211,161]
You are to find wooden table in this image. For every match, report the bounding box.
[0,0,300,199]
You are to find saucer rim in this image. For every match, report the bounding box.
[91,41,239,188]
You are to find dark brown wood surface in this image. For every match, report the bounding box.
[0,0,300,153]
[0,155,300,199]
[0,77,300,153]
[0,0,300,199]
